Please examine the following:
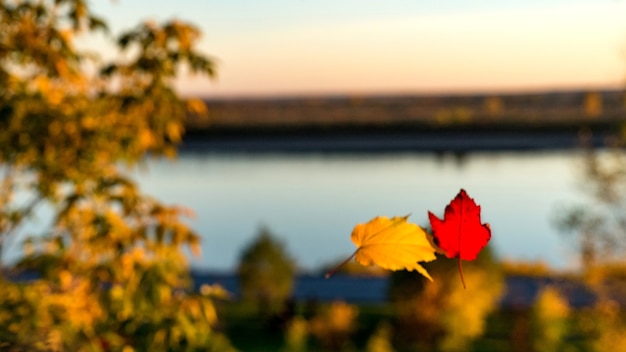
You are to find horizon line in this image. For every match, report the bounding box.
[184,84,626,101]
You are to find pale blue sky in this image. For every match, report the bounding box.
[90,0,626,97]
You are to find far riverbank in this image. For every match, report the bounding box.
[181,130,610,154]
[184,89,625,153]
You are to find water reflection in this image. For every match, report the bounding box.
[133,150,586,272]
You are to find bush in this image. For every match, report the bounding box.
[237,227,296,313]
[389,246,504,351]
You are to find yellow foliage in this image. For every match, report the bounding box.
[283,316,308,352]
[187,98,208,116]
[584,92,603,118]
[139,128,156,149]
[501,259,551,276]
[200,284,231,300]
[578,299,626,352]
[435,107,473,125]
[531,286,571,352]
[349,215,437,280]
[166,122,182,143]
[439,268,504,352]
[110,285,124,301]
[309,301,358,351]
[366,322,396,352]
[483,96,503,116]
[534,287,570,321]
[323,302,357,332]
[0,0,228,350]
[390,249,503,351]
[593,328,626,352]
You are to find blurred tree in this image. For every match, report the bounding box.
[0,0,231,350]
[555,126,626,352]
[388,246,503,352]
[555,141,626,278]
[237,227,296,311]
[531,286,571,352]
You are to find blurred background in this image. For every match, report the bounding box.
[4,0,626,351]
[89,0,626,273]
[91,0,626,97]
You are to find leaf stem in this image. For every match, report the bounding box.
[325,251,357,279]
[458,256,466,289]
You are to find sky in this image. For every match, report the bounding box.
[89,0,626,97]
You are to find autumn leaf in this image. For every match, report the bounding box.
[327,215,437,280]
[428,189,491,289]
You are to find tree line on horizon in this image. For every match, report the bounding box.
[186,90,625,132]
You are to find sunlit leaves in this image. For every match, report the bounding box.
[330,215,437,281]
[0,0,228,350]
[428,189,491,262]
[336,190,493,289]
[429,189,492,288]
[105,19,215,87]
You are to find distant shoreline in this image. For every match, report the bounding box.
[183,88,625,153]
[181,129,611,154]
[189,271,598,308]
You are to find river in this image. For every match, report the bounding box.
[134,147,590,272]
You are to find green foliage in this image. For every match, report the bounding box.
[282,316,308,352]
[237,227,296,308]
[0,0,232,350]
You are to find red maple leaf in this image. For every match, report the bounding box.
[428,189,491,289]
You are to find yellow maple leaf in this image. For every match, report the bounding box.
[327,215,437,281]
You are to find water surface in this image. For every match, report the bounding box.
[137,150,587,272]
